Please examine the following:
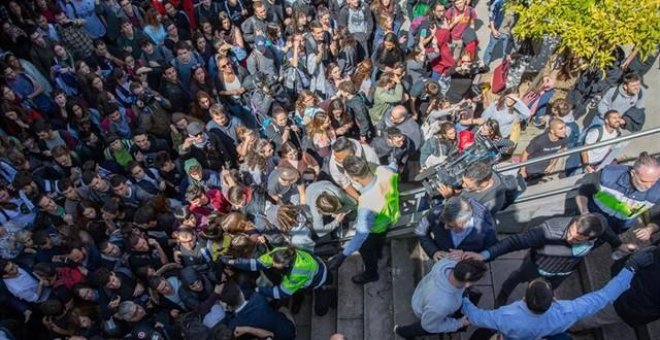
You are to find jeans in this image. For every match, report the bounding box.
[532,90,556,124]
[313,271,334,316]
[359,233,386,277]
[482,32,511,66]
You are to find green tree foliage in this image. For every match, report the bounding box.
[509,0,660,70]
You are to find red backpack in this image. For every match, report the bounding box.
[491,58,510,94]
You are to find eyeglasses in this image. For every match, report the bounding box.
[219,63,230,69]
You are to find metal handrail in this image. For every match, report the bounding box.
[495,127,660,172]
[400,126,660,196]
[317,183,579,245]
[313,128,660,246]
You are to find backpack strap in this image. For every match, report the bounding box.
[610,86,620,103]
[591,125,604,144]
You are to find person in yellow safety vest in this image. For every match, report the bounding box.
[327,155,400,284]
[223,245,334,316]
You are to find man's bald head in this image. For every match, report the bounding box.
[391,105,408,124]
[548,118,565,130]
[548,118,566,139]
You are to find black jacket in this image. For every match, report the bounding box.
[178,266,218,315]
[182,132,238,171]
[160,79,191,113]
[485,216,621,275]
[613,246,660,326]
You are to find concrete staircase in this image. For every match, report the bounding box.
[292,236,599,340]
[290,176,660,340]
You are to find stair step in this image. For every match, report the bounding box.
[490,259,528,304]
[391,238,421,336]
[579,245,637,340]
[364,244,394,340]
[311,274,338,340]
[293,296,313,340]
[337,254,364,339]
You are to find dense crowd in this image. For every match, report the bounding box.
[0,0,658,339]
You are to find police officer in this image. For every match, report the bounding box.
[327,155,401,284]
[576,151,659,235]
[225,245,333,316]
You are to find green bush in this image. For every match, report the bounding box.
[509,0,660,70]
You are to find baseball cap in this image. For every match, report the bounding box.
[184,158,202,173]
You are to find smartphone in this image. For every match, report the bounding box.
[421,28,428,37]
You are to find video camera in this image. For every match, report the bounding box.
[415,137,501,196]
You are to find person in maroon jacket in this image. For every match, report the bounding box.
[184,184,230,217]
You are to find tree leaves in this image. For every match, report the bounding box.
[507,0,660,70]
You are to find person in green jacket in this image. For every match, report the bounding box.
[369,72,405,123]
[225,245,334,316]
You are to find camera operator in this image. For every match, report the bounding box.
[129,82,172,140]
[445,52,489,104]
[431,160,509,217]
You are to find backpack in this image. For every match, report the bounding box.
[490,58,509,94]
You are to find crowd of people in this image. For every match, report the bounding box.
[0,0,658,338]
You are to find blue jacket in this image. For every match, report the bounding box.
[415,198,497,257]
[463,268,634,340]
[224,293,296,339]
[579,164,660,234]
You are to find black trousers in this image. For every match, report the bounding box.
[313,271,335,316]
[359,233,386,277]
[395,321,434,339]
[497,256,570,305]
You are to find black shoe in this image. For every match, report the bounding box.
[351,272,379,285]
[393,325,414,340]
[291,294,304,314]
[314,288,335,316]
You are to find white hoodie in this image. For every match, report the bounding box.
[411,259,465,333]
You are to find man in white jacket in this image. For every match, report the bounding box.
[394,258,487,339]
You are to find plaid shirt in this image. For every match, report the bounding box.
[56,23,94,59]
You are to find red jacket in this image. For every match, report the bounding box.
[189,188,231,216]
[429,28,455,76]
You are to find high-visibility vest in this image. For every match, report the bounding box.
[358,166,400,234]
[258,247,322,295]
